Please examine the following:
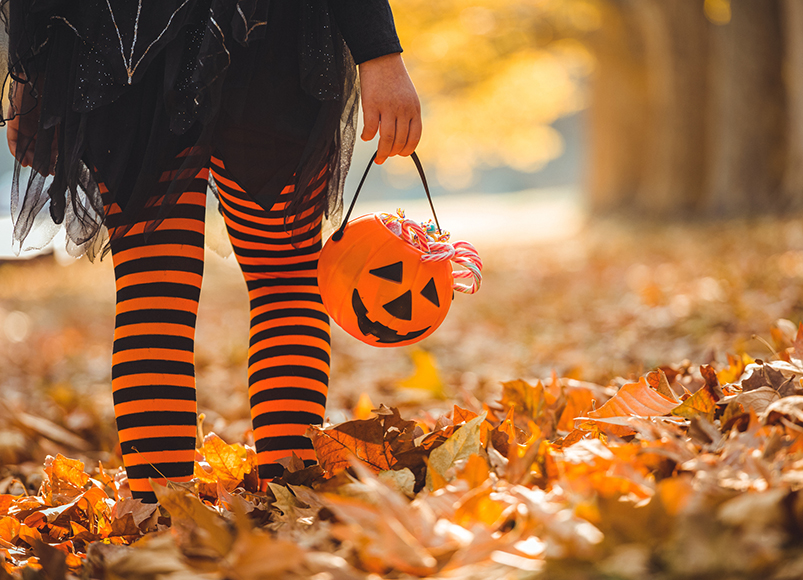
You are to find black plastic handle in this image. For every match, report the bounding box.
[331,151,441,242]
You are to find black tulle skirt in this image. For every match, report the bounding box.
[2,0,358,257]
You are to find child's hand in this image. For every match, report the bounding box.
[358,53,421,165]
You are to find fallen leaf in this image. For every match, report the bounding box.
[457,454,491,489]
[742,361,799,393]
[86,531,192,579]
[397,349,446,398]
[557,387,597,431]
[151,483,234,557]
[452,405,479,424]
[671,384,718,422]
[224,528,305,580]
[720,400,748,433]
[427,413,487,488]
[646,369,680,403]
[378,468,416,498]
[13,412,90,451]
[309,407,418,475]
[717,354,747,385]
[500,379,546,423]
[353,392,374,420]
[589,377,677,419]
[453,483,510,528]
[586,377,677,436]
[321,493,438,576]
[199,432,251,483]
[0,517,20,543]
[731,387,780,415]
[110,498,157,536]
[762,396,803,427]
[44,454,91,502]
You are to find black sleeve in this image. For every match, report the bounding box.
[328,0,402,65]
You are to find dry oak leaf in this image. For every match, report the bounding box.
[309,407,418,475]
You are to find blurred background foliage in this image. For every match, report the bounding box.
[390,0,596,189]
[391,0,803,217]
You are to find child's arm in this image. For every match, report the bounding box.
[358,53,421,165]
[328,0,422,164]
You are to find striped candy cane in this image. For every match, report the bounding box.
[380,210,482,294]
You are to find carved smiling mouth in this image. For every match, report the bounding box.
[351,290,430,344]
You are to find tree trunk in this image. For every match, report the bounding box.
[705,0,786,216]
[782,0,803,205]
[588,0,792,217]
[586,1,649,213]
[629,0,709,214]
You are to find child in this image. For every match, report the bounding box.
[4,0,421,503]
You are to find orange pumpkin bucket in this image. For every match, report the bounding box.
[318,152,482,347]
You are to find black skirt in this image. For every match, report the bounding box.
[2,0,386,256]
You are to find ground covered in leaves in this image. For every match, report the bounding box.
[3,217,803,579]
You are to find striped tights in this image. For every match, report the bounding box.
[105,156,330,503]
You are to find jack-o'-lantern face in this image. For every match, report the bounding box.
[319,214,453,347]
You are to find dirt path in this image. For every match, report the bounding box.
[1,202,801,467]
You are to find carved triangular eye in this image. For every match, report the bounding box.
[420,277,440,307]
[383,290,413,320]
[369,261,403,283]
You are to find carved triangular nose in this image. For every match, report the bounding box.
[383,290,412,320]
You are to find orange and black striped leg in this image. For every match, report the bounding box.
[210,157,330,486]
[104,174,208,503]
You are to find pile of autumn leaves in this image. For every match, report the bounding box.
[6,329,803,578]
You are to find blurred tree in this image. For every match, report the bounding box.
[390,0,597,190]
[588,0,803,216]
[393,0,803,216]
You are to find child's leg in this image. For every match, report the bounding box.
[209,156,330,485]
[104,170,208,503]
